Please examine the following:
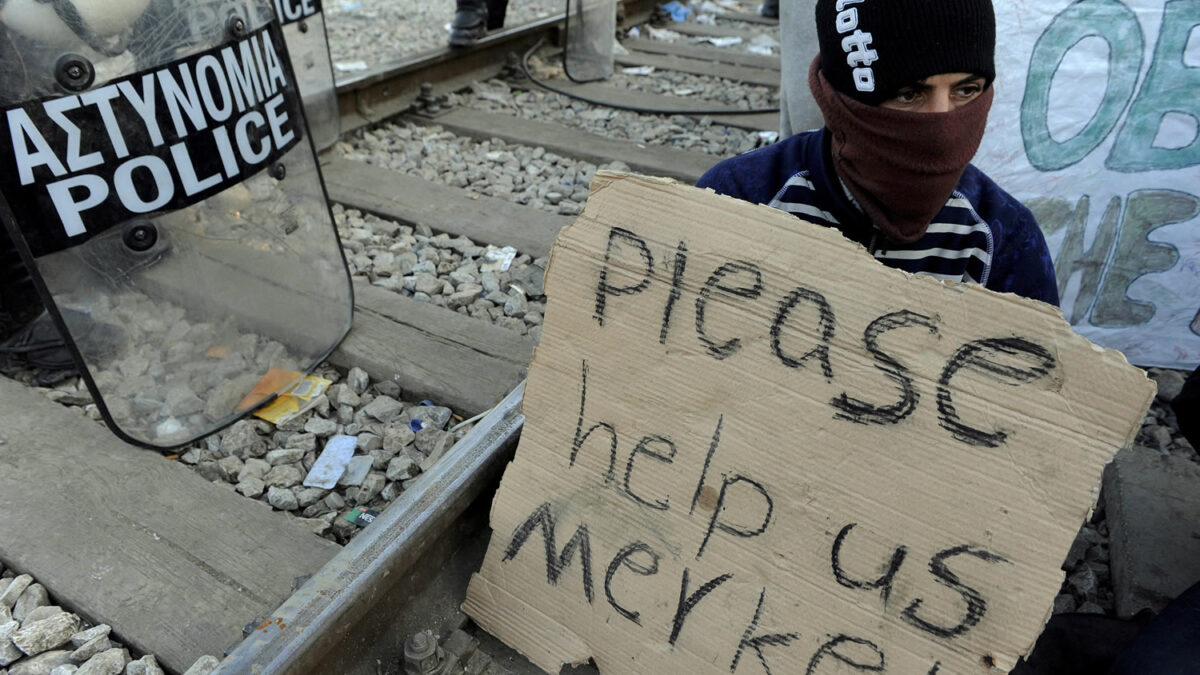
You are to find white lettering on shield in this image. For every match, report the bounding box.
[4,27,298,240]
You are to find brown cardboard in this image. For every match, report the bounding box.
[463,173,1155,674]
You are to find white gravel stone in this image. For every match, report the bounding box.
[241,458,271,481]
[415,430,455,460]
[408,406,453,431]
[67,627,108,651]
[219,421,265,459]
[267,486,301,511]
[363,396,404,422]
[236,477,266,499]
[329,384,361,409]
[8,650,72,675]
[385,455,419,482]
[380,481,403,502]
[263,465,304,489]
[356,433,383,453]
[180,656,220,675]
[382,426,415,453]
[68,636,112,664]
[323,492,346,512]
[288,434,318,453]
[0,576,32,611]
[447,286,483,309]
[303,417,339,437]
[123,655,165,675]
[265,448,307,466]
[1,621,23,666]
[294,516,333,536]
[294,487,327,509]
[503,292,528,318]
[345,368,370,395]
[11,613,80,656]
[19,608,62,625]
[354,473,387,505]
[12,585,48,624]
[216,456,244,482]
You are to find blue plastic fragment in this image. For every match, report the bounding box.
[410,419,424,432]
[420,400,434,406]
[660,1,693,22]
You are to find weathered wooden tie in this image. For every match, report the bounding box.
[0,378,338,673]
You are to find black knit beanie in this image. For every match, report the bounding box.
[814,0,996,106]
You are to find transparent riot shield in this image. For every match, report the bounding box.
[0,0,353,449]
[272,0,339,151]
[563,0,615,82]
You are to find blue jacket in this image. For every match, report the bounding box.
[696,129,1060,306]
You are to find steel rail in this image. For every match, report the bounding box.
[334,0,661,132]
[213,383,526,675]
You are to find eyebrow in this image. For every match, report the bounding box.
[910,75,987,87]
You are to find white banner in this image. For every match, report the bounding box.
[976,0,1200,369]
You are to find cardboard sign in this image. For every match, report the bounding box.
[463,174,1155,674]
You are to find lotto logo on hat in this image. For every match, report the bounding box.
[831,0,878,93]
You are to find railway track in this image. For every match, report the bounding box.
[0,4,784,674]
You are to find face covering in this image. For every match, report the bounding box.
[808,57,994,244]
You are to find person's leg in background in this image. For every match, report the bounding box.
[449,0,509,47]
[777,0,822,138]
[1172,366,1199,449]
[1107,579,1200,674]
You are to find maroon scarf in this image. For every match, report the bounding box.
[808,57,993,244]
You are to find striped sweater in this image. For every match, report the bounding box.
[696,128,1060,306]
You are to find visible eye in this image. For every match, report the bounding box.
[953,81,985,101]
[892,88,921,105]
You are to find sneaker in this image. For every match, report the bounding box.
[0,308,124,386]
[449,1,488,47]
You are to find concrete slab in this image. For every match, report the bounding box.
[1104,446,1200,617]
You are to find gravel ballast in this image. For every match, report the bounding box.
[0,564,217,675]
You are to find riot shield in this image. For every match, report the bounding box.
[0,0,354,449]
[272,0,339,151]
[563,0,615,82]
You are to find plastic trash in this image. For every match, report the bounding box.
[647,26,684,40]
[345,506,380,527]
[480,246,518,272]
[303,435,358,489]
[660,1,693,22]
[694,36,742,47]
[747,33,780,55]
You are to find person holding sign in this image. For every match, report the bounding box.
[697,0,1058,306]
